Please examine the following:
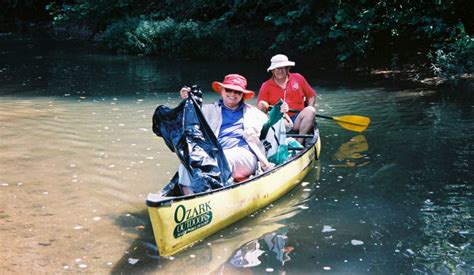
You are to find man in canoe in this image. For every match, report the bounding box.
[257,54,316,143]
[179,74,273,194]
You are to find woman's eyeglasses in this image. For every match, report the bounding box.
[224,89,243,95]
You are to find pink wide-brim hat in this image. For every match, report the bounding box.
[212,74,255,100]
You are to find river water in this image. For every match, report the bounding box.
[1,36,472,274]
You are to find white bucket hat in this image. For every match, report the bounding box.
[267,54,295,72]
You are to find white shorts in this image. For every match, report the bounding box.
[178,146,257,189]
[224,147,258,181]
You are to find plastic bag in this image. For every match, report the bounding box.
[152,85,232,192]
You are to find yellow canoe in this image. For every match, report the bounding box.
[146,129,321,256]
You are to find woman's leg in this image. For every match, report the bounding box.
[178,147,257,193]
[224,147,258,181]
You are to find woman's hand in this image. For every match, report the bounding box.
[180,86,191,99]
[280,102,289,114]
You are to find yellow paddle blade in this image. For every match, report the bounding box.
[333,115,371,132]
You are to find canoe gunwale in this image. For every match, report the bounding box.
[146,127,320,208]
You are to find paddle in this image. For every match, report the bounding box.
[316,114,370,133]
[270,105,371,132]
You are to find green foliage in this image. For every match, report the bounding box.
[39,0,474,85]
[429,30,474,85]
[46,0,134,32]
[262,0,473,83]
[99,15,267,59]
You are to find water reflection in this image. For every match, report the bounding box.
[332,135,370,167]
[230,239,265,268]
[226,230,293,272]
[110,166,320,274]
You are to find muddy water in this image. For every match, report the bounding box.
[1,37,472,273]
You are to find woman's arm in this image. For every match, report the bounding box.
[179,86,191,99]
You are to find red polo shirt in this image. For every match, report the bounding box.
[257,73,315,115]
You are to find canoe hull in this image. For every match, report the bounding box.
[147,132,321,256]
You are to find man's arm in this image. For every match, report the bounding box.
[306,96,315,107]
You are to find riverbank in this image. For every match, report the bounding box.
[366,68,474,99]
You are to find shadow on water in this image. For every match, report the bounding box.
[109,209,158,274]
[111,165,321,274]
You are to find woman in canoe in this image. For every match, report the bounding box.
[178,74,273,195]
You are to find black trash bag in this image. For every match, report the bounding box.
[152,85,232,193]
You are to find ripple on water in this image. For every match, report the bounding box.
[417,183,473,273]
[2,46,473,274]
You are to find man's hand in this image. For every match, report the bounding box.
[280,102,289,113]
[257,100,270,113]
